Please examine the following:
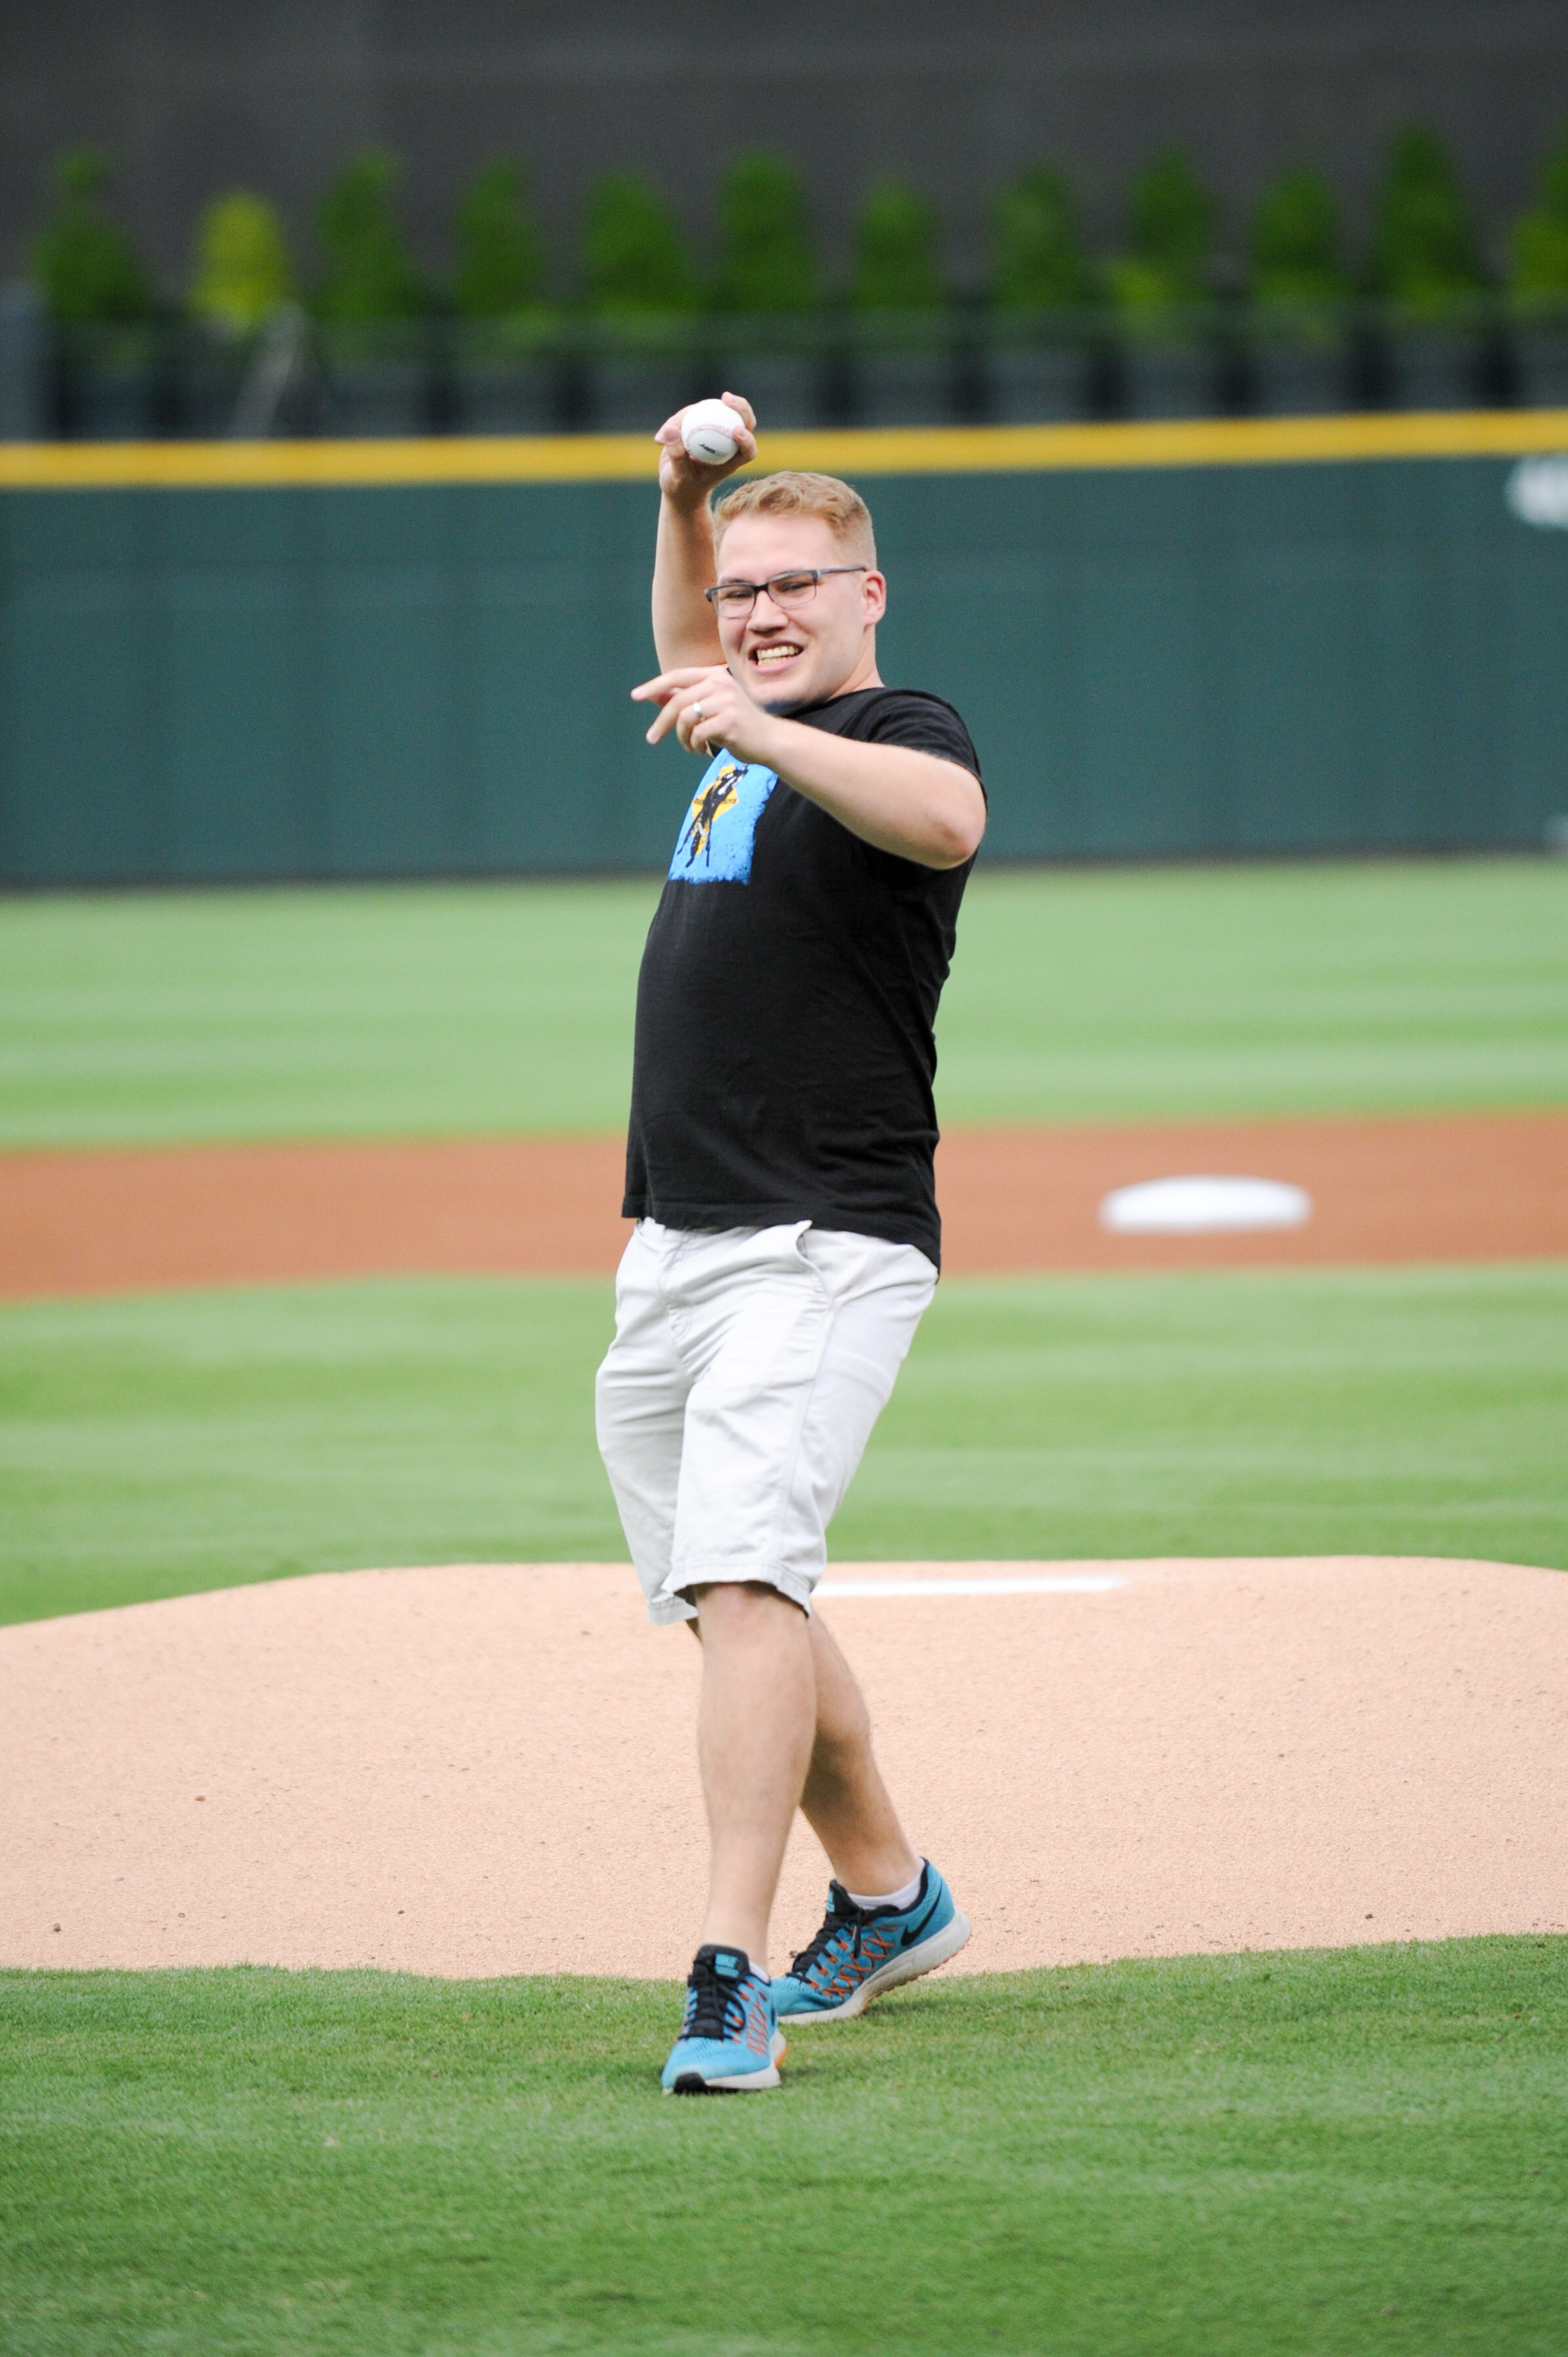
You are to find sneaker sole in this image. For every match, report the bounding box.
[663,2030,787,2094]
[780,1910,972,2023]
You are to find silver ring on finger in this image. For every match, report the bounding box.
[691,704,704,724]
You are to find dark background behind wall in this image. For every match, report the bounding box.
[4,3,1568,296]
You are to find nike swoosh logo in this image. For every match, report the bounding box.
[898,1895,942,1950]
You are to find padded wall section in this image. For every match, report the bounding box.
[2,454,1565,885]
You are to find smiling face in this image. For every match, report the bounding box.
[712,514,886,713]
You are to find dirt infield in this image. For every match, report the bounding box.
[4,1556,1562,1980]
[3,1110,1566,1298]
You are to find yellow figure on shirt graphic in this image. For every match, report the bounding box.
[679,762,745,870]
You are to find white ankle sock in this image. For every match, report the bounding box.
[844,1864,925,1913]
[707,1947,769,1982]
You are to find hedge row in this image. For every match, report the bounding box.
[29,126,1568,333]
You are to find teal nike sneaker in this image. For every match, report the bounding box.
[661,1944,786,2094]
[773,1862,971,2022]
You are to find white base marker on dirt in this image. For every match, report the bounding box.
[1100,1174,1311,1233]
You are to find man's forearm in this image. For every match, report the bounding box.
[653,497,725,672]
[754,717,986,870]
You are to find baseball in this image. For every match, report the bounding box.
[680,399,747,466]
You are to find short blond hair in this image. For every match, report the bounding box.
[710,470,877,568]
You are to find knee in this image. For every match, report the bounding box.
[691,1580,806,1642]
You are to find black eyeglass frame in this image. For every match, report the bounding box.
[703,565,869,615]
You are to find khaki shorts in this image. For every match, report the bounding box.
[594,1219,937,1625]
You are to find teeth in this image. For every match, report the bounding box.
[754,646,801,665]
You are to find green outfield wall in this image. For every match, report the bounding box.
[2,416,1566,886]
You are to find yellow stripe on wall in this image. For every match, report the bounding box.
[3,410,1567,491]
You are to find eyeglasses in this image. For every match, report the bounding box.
[703,566,868,617]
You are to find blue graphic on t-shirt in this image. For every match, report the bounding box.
[668,753,777,884]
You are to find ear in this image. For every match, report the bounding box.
[863,569,888,625]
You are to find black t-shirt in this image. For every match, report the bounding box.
[622,685,982,1269]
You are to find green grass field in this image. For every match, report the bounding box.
[3,859,1565,2354]
[3,1264,1566,1628]
[3,859,1565,1144]
[7,855,1563,1627]
[3,1942,1565,2357]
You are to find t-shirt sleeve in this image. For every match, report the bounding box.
[861,692,985,800]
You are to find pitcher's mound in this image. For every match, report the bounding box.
[3,1558,1563,1979]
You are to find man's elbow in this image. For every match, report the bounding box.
[924,779,987,868]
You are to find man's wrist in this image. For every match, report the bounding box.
[661,483,714,525]
[741,709,795,770]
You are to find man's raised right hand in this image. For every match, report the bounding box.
[655,392,758,504]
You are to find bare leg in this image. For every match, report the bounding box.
[692,1581,816,1964]
[798,1612,920,1895]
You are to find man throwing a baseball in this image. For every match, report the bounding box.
[596,393,987,2093]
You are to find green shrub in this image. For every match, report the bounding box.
[852,179,944,310]
[580,173,698,315]
[990,165,1091,306]
[1368,124,1483,309]
[452,158,544,317]
[712,152,817,313]
[1510,125,1568,302]
[189,191,293,334]
[1108,146,1216,310]
[31,148,152,323]
[313,150,425,322]
[1249,166,1347,302]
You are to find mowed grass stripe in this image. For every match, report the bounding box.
[3,1939,1565,2356]
[1,1263,1563,1628]
[936,857,1568,1124]
[0,878,655,1149]
[2,858,1565,1147]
